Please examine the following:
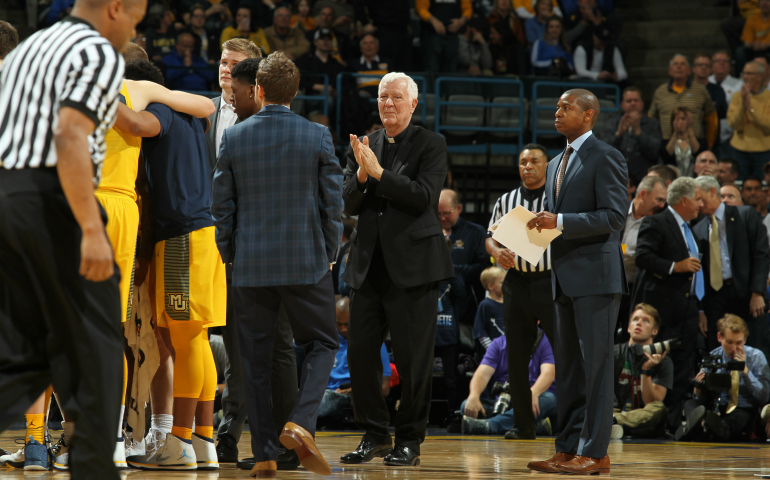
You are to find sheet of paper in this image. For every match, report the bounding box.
[488,205,562,266]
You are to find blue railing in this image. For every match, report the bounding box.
[434,77,525,155]
[335,73,428,136]
[296,72,330,118]
[531,81,620,147]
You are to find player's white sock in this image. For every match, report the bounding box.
[117,405,125,439]
[151,414,173,434]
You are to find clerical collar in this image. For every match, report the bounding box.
[385,124,412,144]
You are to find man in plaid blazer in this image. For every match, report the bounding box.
[211,52,343,477]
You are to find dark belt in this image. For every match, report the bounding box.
[506,267,551,280]
[0,166,61,194]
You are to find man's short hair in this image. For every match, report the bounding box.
[694,174,720,194]
[359,33,379,47]
[717,314,750,338]
[480,266,506,287]
[125,59,164,85]
[274,5,291,18]
[622,85,642,99]
[630,303,662,333]
[189,3,206,14]
[669,53,689,67]
[563,88,600,126]
[0,20,19,60]
[379,72,419,102]
[720,158,740,176]
[123,42,149,61]
[222,38,263,58]
[713,49,732,61]
[667,176,698,205]
[257,51,300,105]
[647,164,678,184]
[336,297,349,313]
[441,188,460,208]
[231,57,262,86]
[747,59,767,75]
[342,217,357,240]
[743,174,762,188]
[693,52,711,63]
[177,31,195,44]
[521,143,549,160]
[637,175,665,194]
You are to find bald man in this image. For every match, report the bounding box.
[527,89,628,475]
[721,184,744,206]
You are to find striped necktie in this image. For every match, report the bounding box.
[555,146,574,202]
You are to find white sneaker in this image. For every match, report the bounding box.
[113,437,127,469]
[124,430,145,457]
[192,433,218,470]
[610,424,624,439]
[0,448,24,468]
[51,433,69,471]
[126,434,197,470]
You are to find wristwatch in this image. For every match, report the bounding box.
[640,369,653,376]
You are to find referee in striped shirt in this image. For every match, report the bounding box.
[0,1,145,478]
[486,143,556,440]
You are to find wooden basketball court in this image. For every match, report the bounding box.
[2,429,769,478]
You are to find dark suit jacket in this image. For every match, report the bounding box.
[544,134,628,298]
[633,208,697,322]
[693,204,770,298]
[211,105,344,287]
[342,125,455,290]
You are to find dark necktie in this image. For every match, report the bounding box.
[555,145,574,201]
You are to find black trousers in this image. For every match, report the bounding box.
[685,400,755,441]
[348,246,439,454]
[219,269,297,443]
[503,270,555,434]
[234,271,338,462]
[553,279,620,459]
[660,297,700,429]
[0,168,122,480]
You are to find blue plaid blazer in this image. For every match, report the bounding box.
[212,104,344,287]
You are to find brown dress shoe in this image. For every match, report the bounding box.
[527,452,576,473]
[250,460,277,478]
[554,454,610,475]
[279,422,332,476]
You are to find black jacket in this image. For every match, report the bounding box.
[342,125,455,289]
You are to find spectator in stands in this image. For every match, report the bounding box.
[179,0,231,29]
[146,4,179,61]
[742,176,768,219]
[459,16,493,76]
[598,87,662,183]
[693,53,728,150]
[727,60,770,180]
[220,7,271,54]
[417,0,472,73]
[460,332,556,435]
[525,0,554,45]
[265,6,310,60]
[291,0,315,33]
[694,150,719,178]
[721,184,745,206]
[308,6,350,66]
[717,159,740,186]
[163,32,216,91]
[353,0,412,72]
[0,20,18,67]
[755,56,770,89]
[710,51,744,158]
[649,54,718,151]
[349,34,390,98]
[317,298,391,427]
[186,4,218,64]
[573,22,627,84]
[473,0,495,18]
[473,267,506,352]
[45,0,74,26]
[132,30,147,52]
[295,28,345,101]
[612,304,673,439]
[722,0,760,53]
[737,0,770,73]
[564,0,617,51]
[514,0,561,20]
[313,0,356,37]
[647,164,679,186]
[677,315,770,442]
[531,16,573,76]
[364,111,383,134]
[487,0,529,75]
[662,107,701,177]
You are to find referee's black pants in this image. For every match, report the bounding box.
[503,269,555,435]
[0,169,122,480]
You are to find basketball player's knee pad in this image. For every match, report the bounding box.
[169,320,205,399]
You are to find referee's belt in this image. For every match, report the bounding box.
[508,267,551,279]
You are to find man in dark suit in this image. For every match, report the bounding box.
[526,89,628,475]
[693,175,770,353]
[211,52,343,478]
[340,72,454,467]
[633,176,705,429]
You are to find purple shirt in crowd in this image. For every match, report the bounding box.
[480,331,556,394]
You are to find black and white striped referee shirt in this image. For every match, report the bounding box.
[488,185,552,272]
[0,17,124,185]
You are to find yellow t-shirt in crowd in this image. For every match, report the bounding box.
[742,13,770,44]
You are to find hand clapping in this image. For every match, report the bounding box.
[350,134,384,181]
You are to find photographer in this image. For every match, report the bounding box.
[612,304,673,439]
[678,315,770,442]
[459,331,556,435]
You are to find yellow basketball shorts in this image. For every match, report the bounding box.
[96,191,139,323]
[150,226,226,328]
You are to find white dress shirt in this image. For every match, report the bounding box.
[215,93,237,156]
[556,130,593,230]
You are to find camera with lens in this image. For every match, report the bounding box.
[692,352,745,400]
[629,338,681,357]
[490,381,511,415]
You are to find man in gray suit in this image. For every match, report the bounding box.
[527,89,628,475]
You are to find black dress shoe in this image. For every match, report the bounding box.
[236,457,255,470]
[340,441,393,464]
[383,446,420,466]
[704,411,730,440]
[216,434,239,463]
[504,428,536,440]
[277,447,300,470]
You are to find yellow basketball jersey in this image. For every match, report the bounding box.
[98,83,140,201]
